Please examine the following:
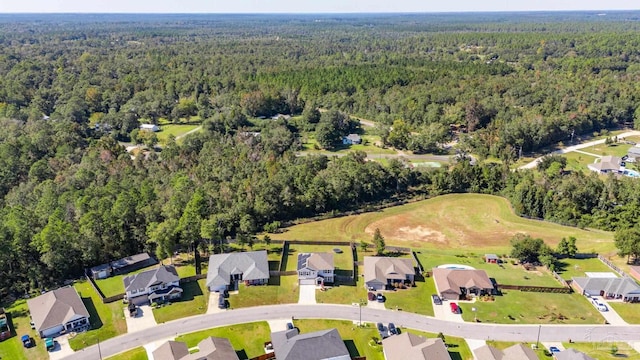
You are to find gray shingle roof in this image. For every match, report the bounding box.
[554,349,596,360]
[297,253,334,272]
[152,340,189,360]
[111,253,153,270]
[206,251,269,288]
[572,276,640,297]
[271,328,350,360]
[181,337,240,360]
[123,265,179,292]
[364,256,414,284]
[26,286,90,333]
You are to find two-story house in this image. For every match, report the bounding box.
[123,265,182,305]
[297,253,334,285]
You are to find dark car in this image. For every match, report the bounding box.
[376,293,385,303]
[377,322,384,332]
[432,294,442,305]
[388,323,397,335]
[286,322,294,330]
[21,335,33,348]
[218,294,227,309]
[368,292,376,301]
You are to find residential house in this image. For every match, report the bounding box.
[153,337,240,360]
[271,114,292,120]
[432,268,494,300]
[571,276,640,302]
[206,250,270,292]
[90,252,157,279]
[26,286,90,338]
[297,252,334,285]
[587,155,623,174]
[554,348,596,360]
[382,332,451,360]
[627,147,640,162]
[484,254,500,264]
[140,123,160,132]
[474,344,538,360]
[270,328,350,360]
[630,266,640,282]
[342,134,362,145]
[364,256,415,291]
[123,265,183,305]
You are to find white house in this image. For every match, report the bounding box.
[342,134,362,145]
[123,265,182,305]
[297,253,334,285]
[140,124,160,132]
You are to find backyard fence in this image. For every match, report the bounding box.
[249,352,276,360]
[412,251,424,273]
[550,270,569,287]
[598,255,630,278]
[498,284,572,294]
[179,274,207,284]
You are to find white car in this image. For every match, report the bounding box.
[596,303,608,312]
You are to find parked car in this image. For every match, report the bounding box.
[596,303,608,312]
[29,320,35,329]
[368,292,376,301]
[376,322,388,338]
[432,294,442,305]
[218,294,227,309]
[377,322,384,332]
[376,293,386,303]
[45,337,55,351]
[388,323,397,335]
[549,346,560,354]
[286,322,294,330]
[21,335,33,348]
[449,302,460,314]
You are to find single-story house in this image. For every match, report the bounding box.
[484,254,500,264]
[124,265,182,305]
[27,286,90,338]
[627,147,640,162]
[571,276,640,302]
[206,250,270,292]
[432,268,494,300]
[382,332,450,360]
[153,337,239,360]
[630,266,640,282]
[271,114,291,120]
[554,348,596,360]
[140,124,160,132]
[297,252,334,285]
[342,134,362,145]
[474,344,537,360]
[270,328,350,360]
[364,256,415,291]
[587,155,624,174]
[90,252,157,279]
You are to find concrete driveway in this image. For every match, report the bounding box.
[298,284,316,304]
[367,299,386,310]
[124,305,157,333]
[48,334,75,360]
[595,297,628,325]
[433,300,464,323]
[143,337,175,360]
[207,292,227,314]
[268,319,292,332]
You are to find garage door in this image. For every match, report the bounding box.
[299,278,316,285]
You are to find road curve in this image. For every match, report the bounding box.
[62,303,640,360]
[518,131,640,170]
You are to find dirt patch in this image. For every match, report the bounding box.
[365,222,447,244]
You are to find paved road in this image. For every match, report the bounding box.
[62,304,640,360]
[519,131,640,169]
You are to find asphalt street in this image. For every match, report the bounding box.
[62,304,640,360]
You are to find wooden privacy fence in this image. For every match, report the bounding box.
[498,284,572,294]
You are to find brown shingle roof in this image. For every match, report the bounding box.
[382,332,451,360]
[298,253,334,271]
[432,268,493,296]
[182,337,240,360]
[26,286,90,333]
[152,340,189,360]
[364,257,414,284]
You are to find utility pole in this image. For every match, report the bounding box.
[98,338,103,360]
[536,324,541,349]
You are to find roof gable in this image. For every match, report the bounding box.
[27,286,90,332]
[123,265,179,292]
[364,257,414,284]
[272,328,350,360]
[207,251,269,288]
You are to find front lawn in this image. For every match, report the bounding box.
[383,276,436,316]
[176,321,270,359]
[0,299,48,360]
[555,257,615,280]
[562,342,640,359]
[153,279,209,324]
[459,291,605,324]
[608,302,640,324]
[228,275,299,308]
[106,347,148,360]
[316,266,368,305]
[68,280,127,350]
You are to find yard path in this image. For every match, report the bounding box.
[175,126,202,140]
[519,130,640,170]
[61,303,640,360]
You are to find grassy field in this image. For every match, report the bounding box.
[414,250,560,287]
[562,151,598,172]
[555,257,615,280]
[284,244,352,272]
[228,275,299,308]
[106,347,148,360]
[301,131,397,156]
[487,341,551,359]
[273,194,615,255]
[175,321,270,359]
[459,291,605,325]
[0,299,49,360]
[153,279,209,324]
[608,302,640,324]
[316,270,368,304]
[562,342,640,359]
[406,329,474,360]
[383,276,436,316]
[68,280,128,350]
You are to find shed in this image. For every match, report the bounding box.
[484,254,499,263]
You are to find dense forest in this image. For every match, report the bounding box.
[2,12,640,296]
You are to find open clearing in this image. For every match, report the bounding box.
[273,194,615,255]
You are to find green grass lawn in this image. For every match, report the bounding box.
[293,319,385,360]
[383,276,436,316]
[156,124,201,144]
[301,131,397,155]
[153,279,209,324]
[562,342,640,359]
[414,250,560,287]
[406,329,473,360]
[487,341,551,359]
[68,281,127,350]
[228,275,299,308]
[106,347,148,360]
[459,291,605,325]
[0,299,49,360]
[555,257,615,280]
[175,321,270,359]
[272,194,616,257]
[317,266,368,305]
[562,151,598,172]
[608,302,640,324]
[284,245,352,272]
